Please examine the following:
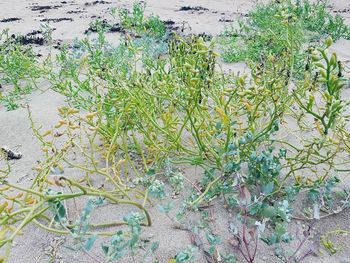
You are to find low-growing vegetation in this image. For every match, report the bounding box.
[220,0,350,77]
[1,1,350,262]
[0,30,42,110]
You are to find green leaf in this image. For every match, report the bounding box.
[261,205,276,218]
[262,182,274,195]
[52,201,66,222]
[151,241,160,252]
[101,244,109,255]
[158,202,174,214]
[205,232,221,246]
[84,234,98,251]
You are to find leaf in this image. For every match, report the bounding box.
[53,201,66,222]
[215,107,230,126]
[261,205,276,218]
[262,182,274,195]
[84,234,98,251]
[101,244,109,255]
[275,223,287,237]
[146,168,156,177]
[151,241,160,252]
[205,232,221,246]
[158,202,174,213]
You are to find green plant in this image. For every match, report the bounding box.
[2,2,350,261]
[101,213,159,262]
[119,2,166,38]
[220,0,304,66]
[296,0,350,41]
[220,0,350,77]
[0,29,42,110]
[0,107,152,262]
[0,30,40,90]
[0,83,35,111]
[174,245,198,263]
[0,93,19,111]
[294,37,347,135]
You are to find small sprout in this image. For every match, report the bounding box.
[88,126,98,131]
[67,108,79,115]
[69,124,80,129]
[0,201,9,214]
[0,185,11,192]
[42,147,49,153]
[33,165,43,171]
[325,36,333,48]
[6,193,23,201]
[85,112,98,120]
[311,54,321,62]
[57,107,67,115]
[25,197,36,205]
[330,53,337,68]
[54,120,67,128]
[41,130,52,137]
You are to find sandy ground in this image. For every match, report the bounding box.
[1,0,350,262]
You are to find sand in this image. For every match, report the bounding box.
[1,0,350,262]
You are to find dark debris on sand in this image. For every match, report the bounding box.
[333,8,350,13]
[11,30,46,46]
[163,20,180,32]
[15,35,45,46]
[29,5,62,13]
[85,1,111,6]
[85,18,181,36]
[178,6,209,12]
[26,30,43,36]
[67,10,86,14]
[85,19,125,34]
[219,18,234,22]
[0,17,22,23]
[197,32,213,41]
[41,18,73,23]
